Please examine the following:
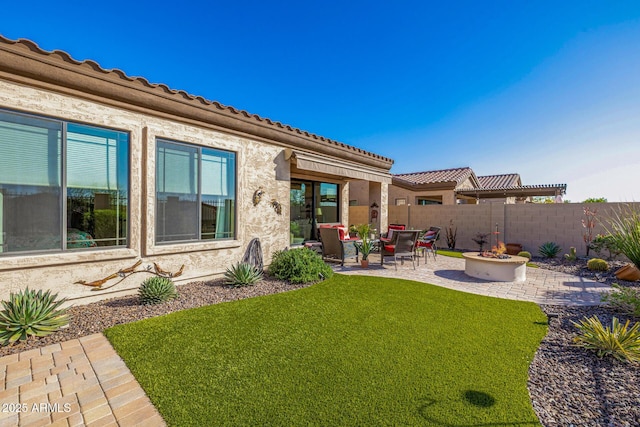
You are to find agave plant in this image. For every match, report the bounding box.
[572,316,640,363]
[224,262,263,287]
[538,242,562,258]
[139,277,178,305]
[0,288,70,345]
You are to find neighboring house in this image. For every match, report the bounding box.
[388,168,566,205]
[0,36,393,302]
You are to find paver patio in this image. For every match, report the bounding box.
[0,254,611,426]
[333,253,612,306]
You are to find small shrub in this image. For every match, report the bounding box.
[587,258,608,271]
[538,242,561,258]
[139,277,178,305]
[268,248,333,284]
[589,234,622,260]
[572,316,640,363]
[0,288,69,345]
[602,284,640,317]
[225,262,263,287]
[517,251,531,260]
[564,247,577,261]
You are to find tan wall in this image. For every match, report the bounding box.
[388,185,457,205]
[384,202,639,256]
[348,180,369,205]
[0,79,291,303]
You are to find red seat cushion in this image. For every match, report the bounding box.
[383,244,396,252]
[333,225,349,240]
[386,224,405,241]
[416,241,434,248]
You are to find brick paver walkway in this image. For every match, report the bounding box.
[1,254,611,426]
[0,334,164,427]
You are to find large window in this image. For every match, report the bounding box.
[156,139,236,243]
[0,109,129,254]
[290,180,339,243]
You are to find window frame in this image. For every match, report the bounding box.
[0,108,131,255]
[154,137,237,245]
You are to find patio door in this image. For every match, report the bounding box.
[290,180,339,244]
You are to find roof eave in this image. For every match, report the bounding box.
[0,36,393,171]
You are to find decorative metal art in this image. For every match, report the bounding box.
[75,260,185,291]
[270,199,282,215]
[253,187,264,206]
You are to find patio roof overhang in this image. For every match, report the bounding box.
[286,149,392,184]
[455,184,567,199]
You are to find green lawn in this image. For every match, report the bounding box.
[105,275,547,426]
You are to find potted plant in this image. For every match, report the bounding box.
[354,223,373,268]
[348,224,358,239]
[505,243,522,255]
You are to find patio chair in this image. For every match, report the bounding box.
[380,230,420,270]
[380,223,406,244]
[319,227,359,266]
[416,226,441,263]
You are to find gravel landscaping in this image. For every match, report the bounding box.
[529,257,640,427]
[1,259,639,426]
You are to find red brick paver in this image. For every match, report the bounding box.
[0,334,165,427]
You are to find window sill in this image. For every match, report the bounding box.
[147,239,242,256]
[0,248,139,272]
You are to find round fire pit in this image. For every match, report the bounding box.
[462,252,528,282]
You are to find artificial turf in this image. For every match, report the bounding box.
[105,274,547,426]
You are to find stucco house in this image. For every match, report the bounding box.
[387,167,566,205]
[0,36,393,302]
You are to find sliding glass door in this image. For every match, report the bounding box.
[290,179,339,244]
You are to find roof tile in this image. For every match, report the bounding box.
[394,167,475,186]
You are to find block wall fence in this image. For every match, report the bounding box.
[350,203,640,256]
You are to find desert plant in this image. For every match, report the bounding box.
[589,234,622,260]
[564,247,577,261]
[268,248,334,284]
[0,288,70,345]
[445,219,457,250]
[602,284,640,318]
[538,242,562,258]
[139,277,178,305]
[517,251,532,260]
[225,262,263,287]
[582,206,598,256]
[472,233,490,252]
[572,316,640,363]
[587,258,608,272]
[605,203,640,270]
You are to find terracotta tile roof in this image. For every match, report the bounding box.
[477,173,521,189]
[0,35,393,169]
[393,167,477,187]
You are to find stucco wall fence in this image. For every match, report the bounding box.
[351,203,640,257]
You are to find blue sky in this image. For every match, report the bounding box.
[2,1,639,201]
